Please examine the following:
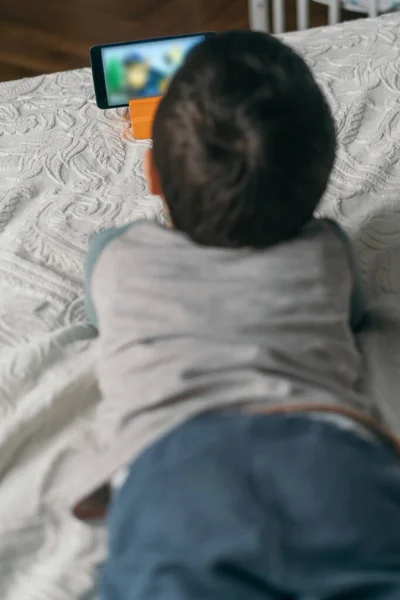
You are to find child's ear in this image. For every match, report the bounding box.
[144,148,163,197]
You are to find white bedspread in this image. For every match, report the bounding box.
[1,13,400,600]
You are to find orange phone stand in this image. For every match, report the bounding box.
[129,96,162,140]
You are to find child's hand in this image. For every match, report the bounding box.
[72,484,111,521]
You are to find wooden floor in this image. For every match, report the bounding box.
[1,0,362,82]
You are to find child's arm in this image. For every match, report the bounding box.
[85,223,137,329]
[325,220,366,332]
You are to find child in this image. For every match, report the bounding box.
[85,31,400,599]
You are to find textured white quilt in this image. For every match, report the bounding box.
[1,14,400,600]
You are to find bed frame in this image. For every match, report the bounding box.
[248,0,379,33]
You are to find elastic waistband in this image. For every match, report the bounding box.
[247,403,400,457]
[304,411,380,445]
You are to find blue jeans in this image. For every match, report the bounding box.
[102,412,400,599]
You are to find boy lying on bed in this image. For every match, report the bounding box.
[82,31,400,599]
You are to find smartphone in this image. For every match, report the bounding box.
[90,32,215,110]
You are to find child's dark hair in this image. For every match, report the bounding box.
[153,31,336,248]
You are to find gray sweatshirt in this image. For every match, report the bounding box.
[78,218,366,494]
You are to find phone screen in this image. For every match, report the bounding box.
[99,34,207,107]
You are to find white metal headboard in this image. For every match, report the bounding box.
[249,0,379,34]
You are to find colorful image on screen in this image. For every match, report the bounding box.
[102,35,205,107]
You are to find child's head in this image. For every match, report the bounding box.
[145,31,336,248]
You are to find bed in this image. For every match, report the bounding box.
[1,13,400,600]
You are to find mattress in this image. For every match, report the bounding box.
[1,13,400,600]
[312,0,397,15]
